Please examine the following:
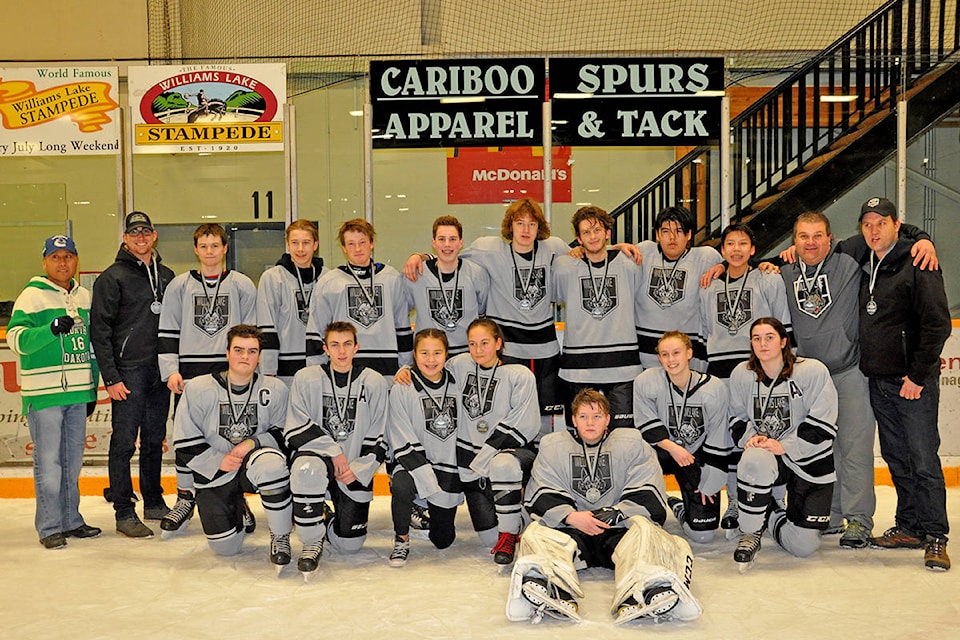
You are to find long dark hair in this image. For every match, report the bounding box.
[745,317,796,381]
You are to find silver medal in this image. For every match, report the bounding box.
[803,299,816,311]
[591,305,605,318]
[150,301,162,314]
[476,420,489,433]
[336,429,348,442]
[866,300,877,315]
[519,298,531,310]
[433,413,452,432]
[585,487,601,503]
[728,325,739,335]
[445,320,458,329]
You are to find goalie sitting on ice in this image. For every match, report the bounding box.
[506,389,702,625]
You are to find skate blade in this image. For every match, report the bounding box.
[300,569,319,583]
[497,563,513,576]
[724,527,740,540]
[274,563,288,577]
[737,558,756,574]
[160,525,188,541]
[521,585,580,623]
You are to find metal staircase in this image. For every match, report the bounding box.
[609,0,960,254]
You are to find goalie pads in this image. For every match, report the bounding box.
[506,522,583,623]
[610,516,702,623]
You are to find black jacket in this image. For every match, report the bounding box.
[858,238,951,384]
[90,246,175,386]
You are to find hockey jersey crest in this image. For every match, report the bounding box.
[715,288,752,333]
[514,265,547,309]
[669,405,705,447]
[571,451,613,503]
[423,395,458,440]
[218,402,258,444]
[427,287,463,328]
[648,265,687,308]
[462,371,500,419]
[578,274,617,318]
[322,393,358,442]
[194,294,229,336]
[346,283,383,327]
[792,273,833,318]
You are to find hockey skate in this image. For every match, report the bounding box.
[521,576,580,623]
[721,500,739,539]
[734,531,762,573]
[270,532,291,576]
[160,489,195,538]
[668,496,685,523]
[614,584,680,625]
[492,531,520,570]
[242,498,256,534]
[298,539,325,581]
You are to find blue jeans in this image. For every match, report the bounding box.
[27,403,87,539]
[108,364,170,516]
[869,375,949,540]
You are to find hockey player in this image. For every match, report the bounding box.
[285,321,388,576]
[171,325,292,572]
[404,199,572,434]
[305,218,412,376]
[552,206,643,429]
[8,235,101,548]
[633,331,731,543]
[257,219,325,384]
[699,223,791,533]
[386,329,462,566]
[158,223,257,535]
[635,206,722,372]
[728,317,838,570]
[404,216,488,356]
[508,389,701,625]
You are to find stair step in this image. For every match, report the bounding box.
[804,148,841,171]
[777,172,812,191]
[751,192,783,212]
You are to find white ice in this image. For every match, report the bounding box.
[2,486,958,639]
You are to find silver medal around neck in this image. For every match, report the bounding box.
[336,429,348,442]
[445,320,458,329]
[866,300,877,315]
[433,413,453,432]
[585,487,601,503]
[476,419,489,433]
[803,299,816,311]
[150,301,162,315]
[590,305,605,319]
[519,298,532,310]
[727,325,739,336]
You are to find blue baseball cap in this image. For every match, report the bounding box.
[43,235,78,257]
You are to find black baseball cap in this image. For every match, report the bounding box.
[859,197,897,221]
[125,211,155,233]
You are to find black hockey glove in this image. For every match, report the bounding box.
[592,506,626,526]
[51,315,75,335]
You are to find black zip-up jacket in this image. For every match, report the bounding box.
[858,238,951,384]
[90,246,176,386]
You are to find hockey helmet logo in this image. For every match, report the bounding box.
[218,402,258,444]
[793,274,832,319]
[194,294,229,336]
[346,284,383,328]
[648,267,687,308]
[579,274,617,319]
[572,451,612,503]
[423,396,458,440]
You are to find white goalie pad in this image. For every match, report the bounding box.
[505,522,583,623]
[610,516,703,623]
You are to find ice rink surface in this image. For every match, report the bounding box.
[3,486,958,640]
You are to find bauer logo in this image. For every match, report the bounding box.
[128,63,286,154]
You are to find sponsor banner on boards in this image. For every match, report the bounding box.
[446,146,572,204]
[0,66,120,156]
[128,63,286,154]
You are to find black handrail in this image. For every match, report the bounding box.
[610,0,960,244]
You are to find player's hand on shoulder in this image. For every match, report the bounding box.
[393,366,413,386]
[700,263,724,288]
[403,254,425,282]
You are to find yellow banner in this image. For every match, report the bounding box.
[134,122,283,145]
[0,79,118,132]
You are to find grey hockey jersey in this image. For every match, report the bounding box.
[635,242,722,372]
[284,364,388,502]
[405,258,489,355]
[552,250,643,384]
[172,371,289,489]
[524,428,669,529]
[446,353,540,483]
[632,368,732,496]
[304,264,413,375]
[728,358,838,484]
[386,369,463,509]
[699,268,791,378]
[159,270,258,381]
[257,255,326,380]
[460,235,570,360]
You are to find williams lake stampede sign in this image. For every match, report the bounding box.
[0,66,120,156]
[128,63,286,154]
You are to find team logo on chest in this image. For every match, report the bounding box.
[649,267,687,308]
[194,294,229,336]
[294,289,310,325]
[579,275,617,319]
[322,393,358,442]
[218,402,257,444]
[346,284,383,327]
[668,405,705,447]
[753,394,791,440]
[572,451,612,503]
[513,266,546,310]
[462,373,499,419]
[422,396,458,440]
[793,274,832,318]
[427,287,463,329]
[716,289,752,333]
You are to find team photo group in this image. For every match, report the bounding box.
[6,194,952,626]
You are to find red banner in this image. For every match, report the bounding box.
[446,146,572,204]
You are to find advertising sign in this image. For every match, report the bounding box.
[446,146,572,204]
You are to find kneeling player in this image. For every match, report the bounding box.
[386,329,462,566]
[285,321,388,577]
[172,325,292,572]
[507,390,702,624]
[633,331,731,543]
[728,318,837,570]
